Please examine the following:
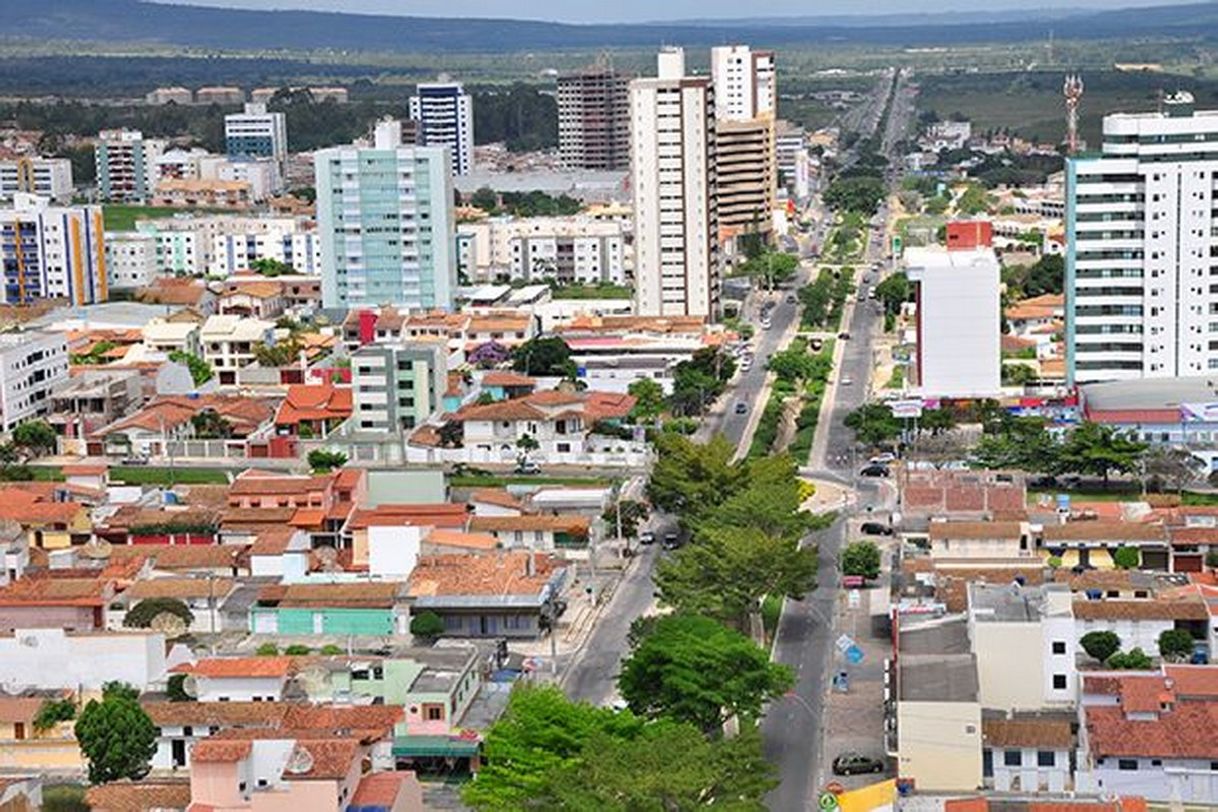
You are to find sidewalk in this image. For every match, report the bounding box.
[815,534,896,793]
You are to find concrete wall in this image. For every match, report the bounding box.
[897,699,983,791]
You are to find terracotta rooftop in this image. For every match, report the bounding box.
[174,656,295,679]
[1163,665,1218,698]
[275,384,353,425]
[220,280,282,300]
[0,576,109,606]
[85,780,192,812]
[284,738,362,780]
[481,371,535,388]
[346,503,469,531]
[928,521,1023,541]
[229,471,333,497]
[138,277,209,307]
[249,526,300,556]
[142,701,288,729]
[258,581,402,609]
[281,704,404,733]
[191,738,253,763]
[103,395,276,436]
[1041,521,1167,543]
[469,514,590,534]
[106,543,246,571]
[468,488,526,511]
[982,715,1074,749]
[124,577,235,601]
[221,507,298,530]
[1072,597,1208,622]
[350,773,411,808]
[425,529,500,551]
[407,552,560,598]
[1086,700,1218,759]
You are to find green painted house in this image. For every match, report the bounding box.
[248,581,408,636]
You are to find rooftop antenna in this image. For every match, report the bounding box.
[1063,74,1084,155]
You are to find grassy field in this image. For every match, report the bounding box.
[110,466,233,485]
[917,70,1218,148]
[102,205,188,231]
[550,283,633,300]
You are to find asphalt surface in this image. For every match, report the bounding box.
[762,68,913,812]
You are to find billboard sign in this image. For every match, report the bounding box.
[889,399,924,419]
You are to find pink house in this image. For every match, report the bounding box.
[189,736,423,812]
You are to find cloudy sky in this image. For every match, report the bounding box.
[155,0,1196,24]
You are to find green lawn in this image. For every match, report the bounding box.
[550,284,633,300]
[110,466,232,485]
[1028,486,1218,506]
[102,204,230,231]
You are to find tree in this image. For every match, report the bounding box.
[437,422,464,448]
[123,598,194,630]
[618,614,793,734]
[1143,446,1205,495]
[511,336,575,377]
[844,403,903,447]
[919,407,956,436]
[823,175,886,215]
[516,434,540,455]
[307,449,347,473]
[283,644,312,655]
[166,674,194,703]
[462,683,775,811]
[627,378,665,424]
[470,186,499,212]
[33,698,76,732]
[1158,628,1195,661]
[249,257,292,276]
[1107,648,1154,670]
[605,499,648,540]
[841,541,882,580]
[167,350,213,386]
[75,683,157,784]
[410,611,445,640]
[1003,364,1039,386]
[1080,630,1121,663]
[971,416,1063,474]
[646,434,740,516]
[190,410,233,440]
[873,272,911,317]
[11,420,57,459]
[737,252,798,288]
[1058,421,1148,487]
[253,335,303,367]
[1112,546,1140,570]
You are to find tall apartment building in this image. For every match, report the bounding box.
[409,81,474,176]
[0,331,69,432]
[1067,92,1218,382]
[106,232,160,290]
[0,194,108,305]
[95,129,165,203]
[224,102,288,187]
[557,65,631,171]
[0,157,73,204]
[351,341,448,432]
[315,119,457,310]
[135,215,320,278]
[709,46,778,246]
[630,47,720,319]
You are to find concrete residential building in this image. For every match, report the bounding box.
[209,220,321,277]
[0,331,69,431]
[199,314,276,382]
[457,217,626,284]
[905,242,1002,397]
[410,81,474,176]
[146,86,193,105]
[0,193,108,305]
[351,341,448,432]
[152,147,208,185]
[95,128,165,202]
[105,231,159,290]
[631,47,721,318]
[557,64,631,171]
[0,157,73,203]
[709,46,777,247]
[315,120,457,310]
[198,155,278,201]
[1067,92,1218,383]
[710,45,776,122]
[224,102,288,184]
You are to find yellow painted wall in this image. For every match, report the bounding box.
[897,700,982,791]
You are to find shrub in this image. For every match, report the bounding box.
[1080,630,1121,663]
[410,611,445,639]
[33,698,77,732]
[123,598,194,629]
[1112,546,1140,570]
[1046,555,1063,570]
[283,644,312,656]
[1107,647,1154,670]
[1158,629,1195,660]
[255,643,280,656]
[1207,550,1218,570]
[319,644,343,655]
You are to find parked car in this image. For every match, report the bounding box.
[122,455,150,466]
[638,531,656,546]
[662,531,681,550]
[859,464,890,478]
[869,453,896,465]
[786,294,797,303]
[735,402,748,414]
[860,522,894,536]
[832,753,885,776]
[515,460,541,475]
[838,331,851,340]
[840,377,853,386]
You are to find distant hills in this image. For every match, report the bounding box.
[4,0,1218,53]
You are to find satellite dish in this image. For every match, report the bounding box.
[315,546,341,573]
[284,744,314,775]
[150,612,188,639]
[18,635,39,648]
[180,674,199,699]
[79,539,113,560]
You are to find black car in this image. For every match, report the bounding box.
[662,532,681,550]
[832,753,885,776]
[735,402,748,414]
[860,522,894,536]
[859,464,889,478]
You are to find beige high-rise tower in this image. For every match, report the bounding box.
[630,47,721,319]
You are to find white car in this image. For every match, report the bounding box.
[840,377,853,386]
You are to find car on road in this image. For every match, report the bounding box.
[740,358,753,371]
[837,331,851,340]
[735,402,748,414]
[662,531,681,550]
[832,753,886,776]
[869,453,896,464]
[859,464,890,478]
[515,460,541,475]
[785,294,797,303]
[638,530,656,545]
[860,522,894,536]
[840,377,853,386]
[761,318,773,330]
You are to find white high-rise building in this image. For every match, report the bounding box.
[95,129,166,203]
[630,47,720,319]
[224,102,288,186]
[0,158,73,204]
[315,119,456,310]
[409,81,474,176]
[1067,92,1218,382]
[0,194,108,305]
[905,245,1002,398]
[710,45,776,123]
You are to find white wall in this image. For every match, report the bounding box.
[368,525,422,578]
[0,628,166,692]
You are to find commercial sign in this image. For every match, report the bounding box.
[1181,402,1218,423]
[889,398,924,419]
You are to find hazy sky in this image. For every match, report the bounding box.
[155,0,1197,24]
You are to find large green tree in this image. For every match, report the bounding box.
[841,540,882,580]
[824,176,886,215]
[844,403,903,447]
[510,336,575,378]
[627,377,665,424]
[75,682,158,784]
[11,420,57,459]
[873,272,911,317]
[618,614,793,734]
[971,415,1063,474]
[646,433,740,516]
[1059,421,1148,486]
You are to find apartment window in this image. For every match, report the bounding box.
[1037,750,1056,767]
[1004,750,1022,767]
[1053,674,1067,690]
[1052,641,1066,654]
[1118,759,1138,771]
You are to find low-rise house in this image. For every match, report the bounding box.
[467,488,526,517]
[406,552,566,639]
[980,711,1076,793]
[478,371,536,401]
[468,514,590,555]
[152,178,253,210]
[1040,521,1171,570]
[464,312,535,348]
[172,656,295,702]
[900,468,1028,523]
[0,491,91,551]
[928,521,1031,559]
[248,582,409,636]
[142,317,202,358]
[274,384,352,439]
[48,370,145,444]
[248,527,312,579]
[200,314,276,385]
[0,689,79,770]
[1077,666,1218,804]
[216,281,286,320]
[98,395,277,457]
[137,277,216,315]
[103,543,249,578]
[0,576,114,632]
[86,780,191,812]
[116,577,236,633]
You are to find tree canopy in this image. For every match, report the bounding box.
[841,540,882,580]
[75,682,157,784]
[618,614,794,734]
[824,175,886,215]
[510,336,576,378]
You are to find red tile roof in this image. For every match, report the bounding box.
[468,488,526,511]
[350,773,411,808]
[274,384,353,426]
[86,780,192,812]
[173,656,295,679]
[1086,701,1218,759]
[482,371,535,387]
[230,471,333,497]
[407,552,560,598]
[104,395,276,436]
[191,739,253,763]
[346,503,469,531]
[1164,665,1218,698]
